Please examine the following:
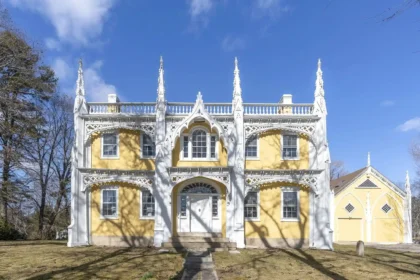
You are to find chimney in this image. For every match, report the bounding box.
[279,94,293,104]
[108,93,119,103]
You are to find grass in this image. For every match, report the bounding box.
[1,241,419,280]
[0,240,184,280]
[213,244,420,280]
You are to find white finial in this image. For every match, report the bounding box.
[367,152,371,167]
[315,58,324,97]
[157,56,165,101]
[233,57,242,98]
[76,58,85,97]
[196,91,203,101]
[406,170,411,194]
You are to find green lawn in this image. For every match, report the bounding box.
[213,244,420,280]
[0,241,184,280]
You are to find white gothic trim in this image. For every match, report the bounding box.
[85,121,156,144]
[168,92,227,150]
[79,168,155,192]
[244,122,317,141]
[168,167,230,194]
[245,170,322,194]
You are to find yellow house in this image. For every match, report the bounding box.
[331,155,412,244]
[68,58,334,250]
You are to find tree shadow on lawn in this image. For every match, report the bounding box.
[333,247,420,276]
[26,248,179,280]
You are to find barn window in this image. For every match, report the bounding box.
[345,203,355,213]
[382,203,392,214]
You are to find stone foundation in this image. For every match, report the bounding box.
[91,236,154,247]
[245,238,309,248]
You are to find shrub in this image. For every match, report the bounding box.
[0,221,26,240]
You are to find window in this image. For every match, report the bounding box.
[245,136,258,158]
[101,188,118,218]
[345,203,355,213]
[210,136,216,158]
[282,135,298,159]
[192,129,207,158]
[212,196,218,218]
[180,196,187,217]
[183,136,189,158]
[102,133,118,157]
[141,190,155,218]
[282,190,298,220]
[141,134,155,158]
[181,127,218,160]
[382,203,391,214]
[244,191,259,220]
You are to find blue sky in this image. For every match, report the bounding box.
[5,0,420,184]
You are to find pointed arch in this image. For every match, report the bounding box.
[168,92,227,150]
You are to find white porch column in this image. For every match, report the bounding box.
[228,57,245,248]
[311,59,333,250]
[68,60,89,247]
[404,171,413,244]
[153,57,172,247]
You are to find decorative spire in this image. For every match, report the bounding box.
[233,57,242,98]
[315,58,324,97]
[406,171,411,195]
[76,58,85,97]
[196,91,203,102]
[313,58,327,116]
[367,152,371,167]
[157,56,165,101]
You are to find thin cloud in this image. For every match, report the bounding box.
[45,37,61,51]
[51,57,118,101]
[221,35,246,52]
[398,117,420,132]
[380,100,395,107]
[8,0,116,45]
[186,0,214,31]
[252,0,290,21]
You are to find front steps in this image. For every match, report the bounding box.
[162,232,237,251]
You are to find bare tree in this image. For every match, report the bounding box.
[330,160,348,180]
[22,95,73,238]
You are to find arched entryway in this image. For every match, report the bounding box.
[176,181,221,234]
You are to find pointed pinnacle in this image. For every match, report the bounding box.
[318,58,321,70]
[367,152,371,167]
[235,57,239,70]
[160,56,163,70]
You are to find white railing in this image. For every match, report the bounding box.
[87,102,314,116]
[88,102,156,115]
[243,103,313,115]
[167,102,232,115]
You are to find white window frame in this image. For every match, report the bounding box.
[281,187,300,222]
[139,189,155,220]
[245,135,259,160]
[100,186,119,219]
[281,134,300,160]
[101,132,119,159]
[140,133,156,159]
[180,126,219,161]
[244,190,260,221]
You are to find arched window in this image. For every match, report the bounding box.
[181,182,218,193]
[181,127,218,160]
[192,130,207,158]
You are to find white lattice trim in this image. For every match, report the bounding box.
[245,170,322,194]
[244,123,316,140]
[168,167,231,191]
[85,122,155,143]
[79,168,154,191]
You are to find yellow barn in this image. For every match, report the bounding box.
[331,155,412,244]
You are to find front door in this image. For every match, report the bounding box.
[190,195,211,232]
